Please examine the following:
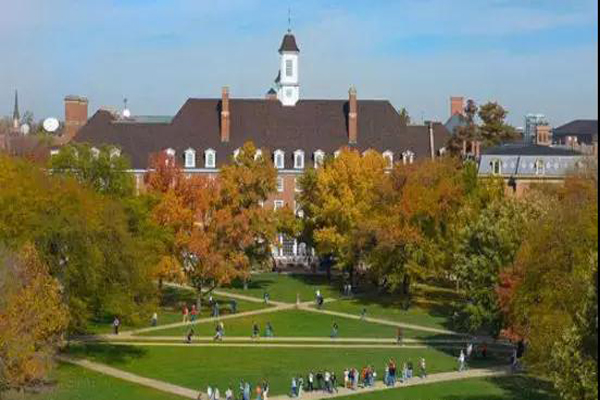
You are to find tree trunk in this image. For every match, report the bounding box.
[196,284,202,312]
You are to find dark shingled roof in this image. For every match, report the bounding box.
[553,119,598,138]
[483,143,582,156]
[75,98,450,170]
[279,33,300,53]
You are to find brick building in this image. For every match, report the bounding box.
[70,31,450,262]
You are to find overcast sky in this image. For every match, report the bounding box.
[0,0,597,127]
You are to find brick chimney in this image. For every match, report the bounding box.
[64,95,88,142]
[220,86,230,143]
[450,96,464,117]
[348,86,358,144]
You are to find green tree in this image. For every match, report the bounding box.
[49,142,135,198]
[398,107,411,125]
[478,102,519,146]
[448,99,478,155]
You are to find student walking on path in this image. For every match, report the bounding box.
[113,316,120,335]
[420,358,428,379]
[182,306,189,323]
[458,350,466,372]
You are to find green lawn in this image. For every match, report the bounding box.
[221,272,342,303]
[66,344,503,397]
[87,289,269,335]
[136,309,456,340]
[15,362,185,400]
[321,297,453,331]
[333,375,558,400]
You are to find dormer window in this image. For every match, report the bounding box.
[334,150,341,159]
[294,150,305,169]
[535,159,545,175]
[110,148,121,158]
[383,151,394,169]
[184,148,196,168]
[314,150,325,168]
[205,149,216,168]
[233,148,241,161]
[402,150,414,165]
[91,147,100,159]
[491,159,503,175]
[255,149,263,161]
[274,149,285,169]
[165,148,175,157]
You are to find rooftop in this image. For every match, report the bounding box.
[482,143,582,156]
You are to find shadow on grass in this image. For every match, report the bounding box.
[441,375,558,400]
[65,343,147,365]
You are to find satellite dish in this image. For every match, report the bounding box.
[122,108,131,118]
[43,117,60,133]
[20,123,30,135]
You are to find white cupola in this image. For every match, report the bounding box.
[276,31,300,106]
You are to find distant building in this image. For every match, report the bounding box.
[524,114,548,143]
[444,96,468,135]
[478,143,588,197]
[553,119,598,146]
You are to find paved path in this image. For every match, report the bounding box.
[57,355,202,399]
[84,336,475,344]
[299,306,463,336]
[58,353,509,400]
[125,303,291,336]
[269,367,510,400]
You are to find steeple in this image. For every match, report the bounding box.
[12,90,20,130]
[276,21,300,106]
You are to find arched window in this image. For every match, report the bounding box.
[109,148,121,158]
[254,149,263,161]
[313,150,325,168]
[184,148,196,168]
[382,150,394,169]
[491,159,503,175]
[91,147,100,159]
[274,149,285,169]
[402,150,414,165]
[294,150,305,169]
[205,149,216,168]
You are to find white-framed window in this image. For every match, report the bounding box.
[274,149,285,169]
[205,148,216,168]
[274,200,284,210]
[165,148,175,165]
[535,159,545,175]
[402,150,414,165]
[184,148,196,168]
[313,150,325,168]
[294,150,305,169]
[233,148,241,161]
[491,159,503,175]
[165,148,175,157]
[109,148,121,158]
[91,147,100,159]
[276,176,284,192]
[255,149,263,161]
[294,201,304,218]
[383,150,394,169]
[334,150,341,158]
[286,60,293,77]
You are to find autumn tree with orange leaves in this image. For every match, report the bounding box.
[145,142,277,305]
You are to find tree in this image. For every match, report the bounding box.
[50,143,135,198]
[145,142,278,306]
[0,155,158,332]
[298,149,388,281]
[478,102,519,146]
[398,107,411,125]
[498,176,598,396]
[0,245,69,392]
[448,99,478,154]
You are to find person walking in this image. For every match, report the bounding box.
[255,384,262,400]
[231,299,238,314]
[252,322,260,339]
[307,372,314,392]
[151,312,158,327]
[263,292,270,304]
[265,322,274,338]
[190,305,198,323]
[459,350,466,372]
[262,380,269,400]
[324,371,331,393]
[407,359,414,379]
[225,387,233,400]
[186,327,194,344]
[467,342,474,360]
[244,381,251,400]
[297,377,304,397]
[290,377,298,398]
[331,372,338,393]
[396,327,404,346]
[113,316,120,335]
[214,387,220,400]
[330,322,339,339]
[182,306,189,323]
[343,368,349,389]
[207,386,213,400]
[419,358,427,379]
[360,308,367,321]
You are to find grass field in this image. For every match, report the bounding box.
[87,288,270,334]
[221,272,342,303]
[136,309,455,339]
[66,344,504,397]
[334,375,558,400]
[12,363,184,400]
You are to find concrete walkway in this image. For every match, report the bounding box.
[84,336,474,344]
[299,305,462,336]
[57,355,202,399]
[269,366,510,400]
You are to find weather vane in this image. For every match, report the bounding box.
[288,7,292,32]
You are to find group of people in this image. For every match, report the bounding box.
[384,358,428,386]
[202,380,270,400]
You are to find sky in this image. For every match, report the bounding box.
[0,0,598,127]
